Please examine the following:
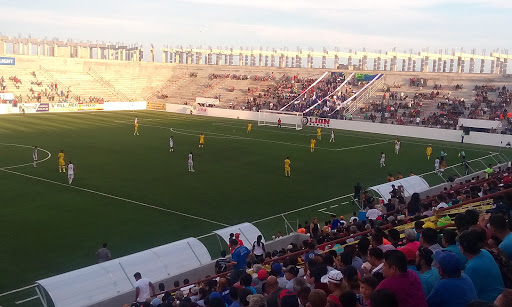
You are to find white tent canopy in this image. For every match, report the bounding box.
[213,223,263,247]
[36,238,211,307]
[458,118,502,130]
[369,176,430,200]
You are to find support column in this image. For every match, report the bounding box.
[279,54,285,68]
[13,41,19,54]
[322,55,327,69]
[469,58,475,74]
[480,59,486,74]
[443,60,447,73]
[384,59,388,71]
[259,54,263,67]
[401,59,407,72]
[307,54,312,68]
[348,56,353,70]
[271,55,275,67]
[390,57,397,71]
[502,59,508,75]
[407,57,412,71]
[334,55,339,69]
[265,55,269,67]
[377,57,381,70]
[490,60,496,74]
[449,59,455,73]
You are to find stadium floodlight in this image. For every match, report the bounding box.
[258,110,303,130]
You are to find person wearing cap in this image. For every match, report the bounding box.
[270,262,288,289]
[279,289,299,307]
[254,269,268,294]
[415,247,440,297]
[235,233,244,246]
[284,266,299,291]
[459,229,504,302]
[426,250,477,307]
[441,229,467,267]
[376,250,427,307]
[489,214,512,260]
[324,270,345,307]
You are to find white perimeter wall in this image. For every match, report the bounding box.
[165,104,512,147]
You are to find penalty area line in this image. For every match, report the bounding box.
[0,168,229,227]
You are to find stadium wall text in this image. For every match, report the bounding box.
[0,101,146,114]
[164,103,512,147]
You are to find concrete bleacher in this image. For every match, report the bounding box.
[0,66,56,103]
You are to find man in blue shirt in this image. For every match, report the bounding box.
[330,214,341,231]
[427,250,477,307]
[489,214,512,260]
[441,228,467,267]
[459,230,504,302]
[230,239,251,284]
[415,247,441,297]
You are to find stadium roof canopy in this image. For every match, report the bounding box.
[213,222,263,247]
[36,238,211,307]
[369,175,430,201]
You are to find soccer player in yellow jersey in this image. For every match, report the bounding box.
[58,149,65,172]
[284,157,291,177]
[426,145,433,160]
[247,123,252,133]
[317,128,322,140]
[134,117,139,136]
[310,138,316,152]
[199,133,205,148]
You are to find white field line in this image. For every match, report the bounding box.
[0,143,52,169]
[142,124,392,151]
[210,122,498,154]
[0,168,229,227]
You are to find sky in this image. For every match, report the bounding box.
[1,0,511,60]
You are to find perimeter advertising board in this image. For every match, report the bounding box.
[20,103,49,113]
[302,117,330,127]
[146,102,166,111]
[78,102,104,111]
[50,102,79,112]
[0,57,15,65]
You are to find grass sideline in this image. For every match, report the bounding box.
[0,110,504,298]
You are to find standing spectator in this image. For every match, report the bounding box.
[376,250,427,307]
[215,250,230,274]
[415,248,441,297]
[310,218,320,239]
[353,182,362,205]
[459,230,504,302]
[426,250,477,307]
[235,233,244,246]
[330,214,341,232]
[441,229,467,267]
[489,214,512,260]
[366,205,381,221]
[406,193,421,217]
[252,235,266,263]
[230,239,251,284]
[133,272,155,304]
[95,243,112,263]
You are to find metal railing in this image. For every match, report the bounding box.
[346,74,385,115]
[39,65,79,101]
[88,67,131,101]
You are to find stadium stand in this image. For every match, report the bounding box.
[114,165,512,307]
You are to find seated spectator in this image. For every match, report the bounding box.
[415,247,440,296]
[376,250,427,307]
[215,250,229,274]
[363,247,384,279]
[279,290,299,307]
[265,276,281,307]
[308,289,327,307]
[495,289,512,307]
[371,232,395,252]
[459,230,504,302]
[420,228,442,254]
[270,263,287,289]
[358,275,378,307]
[441,228,467,267]
[218,278,233,305]
[339,290,358,307]
[247,294,266,307]
[398,229,420,262]
[489,214,512,260]
[427,250,477,307]
[370,289,399,307]
[284,266,299,291]
[324,270,345,306]
[241,273,257,295]
[229,287,240,307]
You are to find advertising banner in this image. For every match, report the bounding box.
[0,57,15,65]
[78,102,104,111]
[50,102,78,112]
[146,102,166,111]
[302,117,330,128]
[20,103,49,113]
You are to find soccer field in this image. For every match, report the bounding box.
[0,110,505,297]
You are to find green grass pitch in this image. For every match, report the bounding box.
[0,110,504,298]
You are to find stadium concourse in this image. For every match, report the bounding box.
[103,167,512,307]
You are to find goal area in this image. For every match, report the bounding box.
[258,110,303,130]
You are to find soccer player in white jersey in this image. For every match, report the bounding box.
[169,136,174,152]
[395,139,401,154]
[434,157,440,174]
[380,152,386,167]
[67,161,76,185]
[329,130,335,142]
[188,152,194,172]
[33,146,38,167]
